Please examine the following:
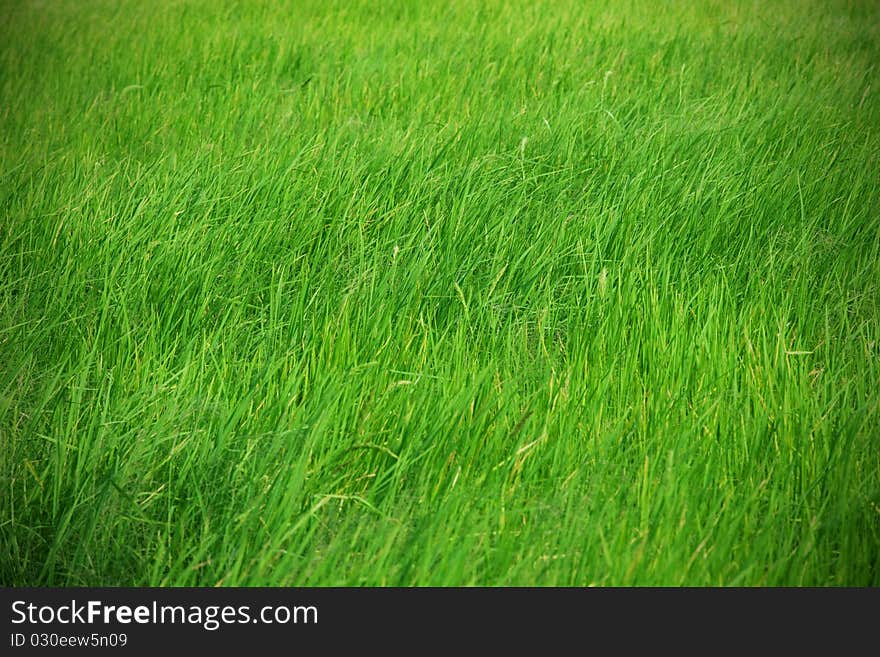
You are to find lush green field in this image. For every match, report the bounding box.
[1,0,878,586]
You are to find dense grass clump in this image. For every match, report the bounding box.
[1,0,878,585]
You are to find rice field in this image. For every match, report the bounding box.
[1,0,879,585]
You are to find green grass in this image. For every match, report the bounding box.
[1,0,879,586]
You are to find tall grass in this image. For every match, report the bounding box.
[1,0,878,585]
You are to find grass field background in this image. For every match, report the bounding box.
[1,0,878,586]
